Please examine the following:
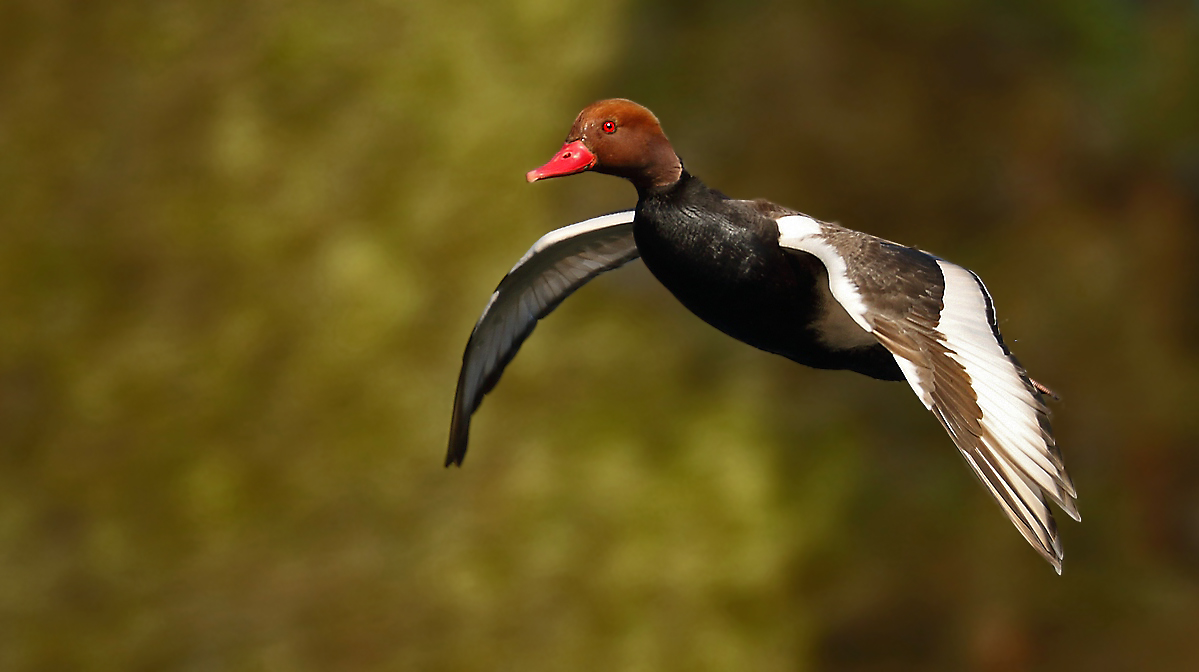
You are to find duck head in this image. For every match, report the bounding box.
[526,98,683,191]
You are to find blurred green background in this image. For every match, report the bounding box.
[2,0,1198,670]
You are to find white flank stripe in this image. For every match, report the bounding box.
[776,215,873,333]
[935,260,1052,487]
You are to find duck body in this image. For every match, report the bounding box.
[634,171,904,380]
[446,98,1078,572]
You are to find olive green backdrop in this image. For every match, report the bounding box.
[2,1,1197,670]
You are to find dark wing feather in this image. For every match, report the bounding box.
[446,210,639,466]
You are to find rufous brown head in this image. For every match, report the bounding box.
[527,99,683,191]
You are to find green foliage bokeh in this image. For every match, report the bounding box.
[1,1,1198,670]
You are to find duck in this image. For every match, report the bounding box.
[446,98,1079,573]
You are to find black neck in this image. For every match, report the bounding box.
[636,166,697,200]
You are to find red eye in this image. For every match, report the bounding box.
[602,120,616,134]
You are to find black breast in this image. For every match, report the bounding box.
[633,173,901,380]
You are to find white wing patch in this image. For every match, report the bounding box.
[776,215,873,333]
[509,210,638,273]
[936,260,1077,511]
[777,213,1075,570]
[893,355,933,409]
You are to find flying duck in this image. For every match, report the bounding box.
[446,99,1078,572]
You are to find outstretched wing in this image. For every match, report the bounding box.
[447,210,639,467]
[777,214,1078,572]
